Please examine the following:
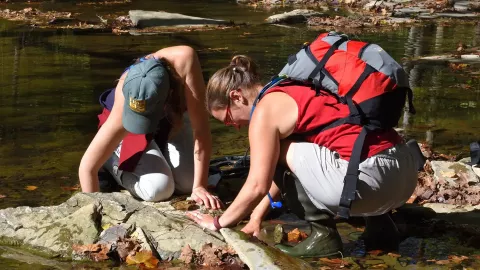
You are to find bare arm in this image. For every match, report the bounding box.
[217,105,282,227]
[78,73,128,192]
[153,46,216,207]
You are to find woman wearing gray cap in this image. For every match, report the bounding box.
[79,46,222,209]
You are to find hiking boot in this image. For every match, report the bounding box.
[361,213,400,251]
[273,169,343,258]
[276,220,343,258]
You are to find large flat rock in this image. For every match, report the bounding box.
[431,160,479,185]
[265,9,325,24]
[0,192,224,260]
[129,10,229,28]
[418,54,480,63]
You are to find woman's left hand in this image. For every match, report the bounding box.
[191,186,223,210]
[186,210,218,231]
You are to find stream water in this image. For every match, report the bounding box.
[0,0,479,268]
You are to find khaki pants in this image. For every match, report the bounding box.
[287,143,418,217]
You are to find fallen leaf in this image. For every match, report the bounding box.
[0,194,6,199]
[126,250,159,268]
[72,243,110,262]
[61,184,80,191]
[287,228,308,243]
[448,255,468,263]
[25,185,38,191]
[179,244,195,264]
[406,194,417,204]
[368,250,383,256]
[371,263,389,269]
[319,258,350,266]
[435,259,451,265]
[387,252,401,258]
[117,238,142,261]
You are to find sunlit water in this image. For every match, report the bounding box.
[0,0,479,268]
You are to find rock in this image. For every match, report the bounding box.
[454,0,472,12]
[265,9,324,24]
[0,246,70,270]
[364,0,396,11]
[220,228,313,270]
[431,161,479,185]
[459,157,472,164]
[128,10,229,28]
[418,54,480,63]
[423,203,480,213]
[395,7,430,14]
[0,192,225,260]
[419,12,479,19]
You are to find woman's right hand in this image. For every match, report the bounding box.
[241,217,262,237]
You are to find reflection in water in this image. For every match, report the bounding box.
[0,19,479,209]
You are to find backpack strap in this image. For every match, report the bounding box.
[337,125,380,218]
[307,37,348,82]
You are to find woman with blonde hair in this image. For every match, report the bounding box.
[187,55,418,257]
[79,46,222,209]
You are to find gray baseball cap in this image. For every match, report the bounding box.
[122,59,170,134]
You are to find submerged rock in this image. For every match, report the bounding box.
[220,228,313,270]
[265,9,325,24]
[129,10,229,28]
[0,192,224,260]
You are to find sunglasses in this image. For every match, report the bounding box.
[223,102,240,129]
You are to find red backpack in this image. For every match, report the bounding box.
[255,32,416,218]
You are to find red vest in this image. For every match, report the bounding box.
[266,83,402,160]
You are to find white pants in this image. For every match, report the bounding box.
[287,143,418,217]
[103,114,195,202]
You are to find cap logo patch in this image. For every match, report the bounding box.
[129,97,146,113]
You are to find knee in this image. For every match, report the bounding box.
[136,174,175,202]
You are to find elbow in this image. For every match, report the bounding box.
[252,183,270,199]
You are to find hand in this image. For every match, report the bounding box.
[191,186,223,210]
[186,210,218,231]
[241,218,262,237]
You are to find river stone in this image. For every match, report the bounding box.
[430,161,479,185]
[454,0,471,12]
[128,10,228,28]
[419,54,480,63]
[364,1,396,11]
[265,9,324,24]
[0,192,225,260]
[220,228,313,270]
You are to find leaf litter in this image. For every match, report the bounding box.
[178,243,245,269]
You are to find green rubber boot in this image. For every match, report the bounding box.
[273,169,343,258]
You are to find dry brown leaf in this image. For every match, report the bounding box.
[388,252,401,258]
[435,259,451,265]
[371,264,389,269]
[448,255,468,263]
[406,194,417,204]
[25,185,38,191]
[287,228,308,243]
[72,243,110,262]
[319,258,350,266]
[368,250,383,256]
[61,184,80,191]
[179,244,195,264]
[126,250,159,268]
